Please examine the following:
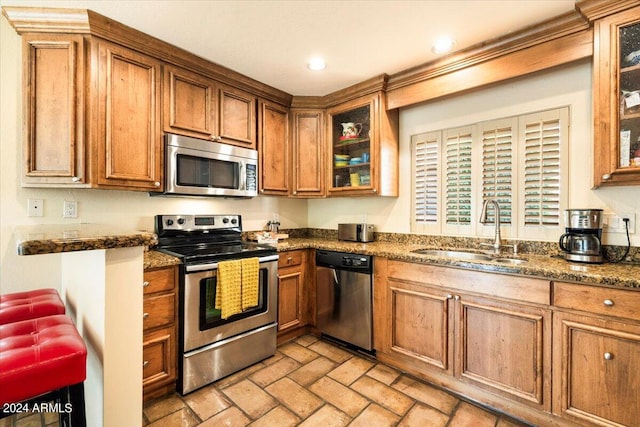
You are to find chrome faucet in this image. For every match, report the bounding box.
[480,198,502,255]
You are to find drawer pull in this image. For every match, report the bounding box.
[143,281,150,288]
[143,360,149,368]
[143,313,149,319]
[604,352,614,360]
[603,299,614,307]
[454,295,461,301]
[446,294,453,299]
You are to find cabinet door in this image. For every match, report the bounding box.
[456,294,551,410]
[553,312,640,426]
[95,40,162,190]
[593,5,640,187]
[292,109,325,197]
[326,92,398,196]
[143,326,176,390]
[259,99,290,195]
[278,268,303,332]
[386,278,454,374]
[22,34,86,186]
[217,83,256,148]
[163,65,216,139]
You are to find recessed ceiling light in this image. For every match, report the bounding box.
[432,37,456,54]
[307,57,326,71]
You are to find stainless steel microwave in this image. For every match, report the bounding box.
[152,133,258,197]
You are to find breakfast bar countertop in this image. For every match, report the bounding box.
[14,223,157,256]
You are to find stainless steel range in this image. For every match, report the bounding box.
[155,214,278,394]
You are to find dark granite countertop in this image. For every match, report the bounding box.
[142,236,639,289]
[15,224,157,255]
[276,238,640,289]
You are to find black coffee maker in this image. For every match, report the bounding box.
[559,209,604,263]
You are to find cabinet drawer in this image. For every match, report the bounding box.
[279,250,302,268]
[143,293,176,330]
[553,281,640,321]
[143,267,175,295]
[143,326,175,386]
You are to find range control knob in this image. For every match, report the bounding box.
[231,218,238,224]
[222,217,229,224]
[166,219,174,226]
[177,218,186,225]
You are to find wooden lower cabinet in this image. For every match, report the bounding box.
[375,258,557,424]
[552,280,640,426]
[143,265,178,401]
[277,250,312,342]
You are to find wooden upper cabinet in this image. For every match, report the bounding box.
[592,5,640,187]
[326,91,398,197]
[259,99,290,195]
[21,34,86,186]
[162,66,257,150]
[291,109,325,197]
[217,83,257,149]
[163,65,216,140]
[93,40,163,190]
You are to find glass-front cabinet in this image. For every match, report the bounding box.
[326,92,398,196]
[593,5,640,187]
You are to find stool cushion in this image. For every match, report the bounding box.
[0,315,87,405]
[0,289,65,325]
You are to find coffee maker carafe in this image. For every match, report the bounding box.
[559,209,603,263]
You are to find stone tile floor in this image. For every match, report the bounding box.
[142,335,531,427]
[0,334,531,426]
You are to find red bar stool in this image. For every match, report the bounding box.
[0,289,65,325]
[0,314,87,426]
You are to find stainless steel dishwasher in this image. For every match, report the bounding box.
[315,250,373,351]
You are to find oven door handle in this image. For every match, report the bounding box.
[185,254,279,273]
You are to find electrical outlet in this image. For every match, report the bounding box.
[603,212,635,234]
[27,199,44,217]
[63,200,78,218]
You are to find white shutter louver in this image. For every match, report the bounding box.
[445,131,472,225]
[412,133,439,224]
[523,117,562,226]
[481,126,513,224]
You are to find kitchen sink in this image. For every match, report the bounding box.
[411,249,493,261]
[411,249,527,265]
[492,258,527,265]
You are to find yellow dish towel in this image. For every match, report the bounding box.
[241,257,259,310]
[215,260,242,319]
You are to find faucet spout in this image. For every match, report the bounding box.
[480,198,502,254]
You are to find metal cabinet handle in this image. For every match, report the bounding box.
[454,295,461,301]
[143,360,149,368]
[603,299,614,307]
[143,281,150,288]
[71,176,81,182]
[143,313,149,319]
[446,294,453,299]
[287,256,293,264]
[153,182,160,187]
[604,352,613,360]
[602,174,611,180]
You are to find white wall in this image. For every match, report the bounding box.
[0,18,308,293]
[309,61,640,248]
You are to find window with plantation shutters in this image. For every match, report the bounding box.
[410,106,568,240]
[519,109,568,231]
[444,128,473,226]
[411,132,439,228]
[480,120,515,225]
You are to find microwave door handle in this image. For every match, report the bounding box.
[239,162,246,191]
